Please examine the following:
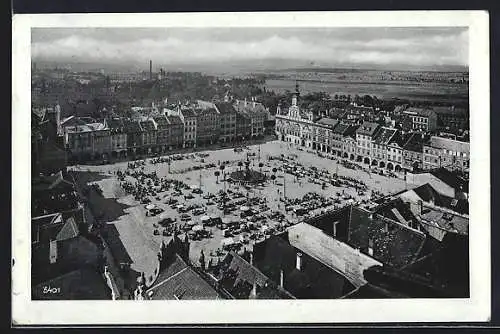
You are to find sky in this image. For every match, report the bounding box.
[31,27,469,71]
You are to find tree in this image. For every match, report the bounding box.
[214,170,220,183]
[258,162,264,173]
[270,174,276,184]
[272,167,277,174]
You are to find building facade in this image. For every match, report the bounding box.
[423,136,470,172]
[402,107,438,132]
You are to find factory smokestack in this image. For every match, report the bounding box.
[149,60,152,80]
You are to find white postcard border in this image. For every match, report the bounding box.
[12,10,490,325]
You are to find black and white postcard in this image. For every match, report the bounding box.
[12,11,490,325]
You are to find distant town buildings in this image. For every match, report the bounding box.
[275,87,470,173]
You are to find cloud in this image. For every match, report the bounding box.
[31,27,469,69]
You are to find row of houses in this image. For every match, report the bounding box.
[42,98,269,162]
[275,93,470,173]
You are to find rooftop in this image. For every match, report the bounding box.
[428,136,470,154]
[316,117,339,129]
[402,132,428,153]
[403,107,436,118]
[253,233,356,299]
[420,206,469,237]
[147,254,220,300]
[355,122,380,136]
[215,102,237,115]
[166,115,184,125]
[373,127,397,145]
[430,167,469,192]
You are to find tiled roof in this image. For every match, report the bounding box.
[55,217,80,241]
[180,108,197,118]
[403,107,435,118]
[409,183,469,215]
[346,206,427,268]
[253,233,355,299]
[65,122,108,133]
[166,115,183,125]
[402,133,427,152]
[32,267,111,300]
[123,120,142,133]
[316,118,339,129]
[355,122,380,136]
[373,127,397,145]
[147,254,219,300]
[153,115,169,129]
[420,207,469,236]
[332,122,350,135]
[215,102,237,115]
[139,119,156,131]
[428,136,470,154]
[106,118,125,131]
[430,168,469,192]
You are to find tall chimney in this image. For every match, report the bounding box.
[149,60,152,80]
[296,252,302,271]
[279,269,284,288]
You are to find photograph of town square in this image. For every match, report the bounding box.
[31,27,470,300]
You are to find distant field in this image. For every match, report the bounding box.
[265,78,469,105]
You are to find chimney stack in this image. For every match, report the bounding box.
[149,60,152,80]
[279,269,284,288]
[296,252,302,271]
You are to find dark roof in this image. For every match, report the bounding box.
[373,127,397,145]
[403,107,435,118]
[253,233,355,299]
[139,119,156,131]
[332,122,350,135]
[123,120,142,133]
[355,122,380,136]
[316,117,339,129]
[310,205,426,269]
[373,198,419,226]
[402,132,427,152]
[32,171,75,193]
[106,118,125,131]
[148,254,219,300]
[180,108,197,118]
[166,115,184,125]
[153,115,169,129]
[411,183,469,215]
[430,168,469,192]
[217,252,291,299]
[32,267,111,300]
[215,102,237,115]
